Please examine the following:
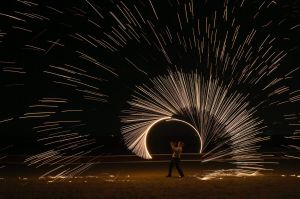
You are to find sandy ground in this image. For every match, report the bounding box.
[0,161,300,199]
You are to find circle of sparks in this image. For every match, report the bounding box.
[121,70,267,171]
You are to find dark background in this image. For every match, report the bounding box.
[0,0,299,157]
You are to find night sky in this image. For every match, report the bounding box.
[0,0,299,160]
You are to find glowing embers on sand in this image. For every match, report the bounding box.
[121,70,268,171]
[193,169,263,181]
[39,173,133,183]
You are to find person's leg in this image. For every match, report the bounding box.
[175,158,184,177]
[167,158,174,177]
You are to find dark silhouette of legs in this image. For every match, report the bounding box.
[167,158,174,177]
[174,158,184,177]
[167,158,184,177]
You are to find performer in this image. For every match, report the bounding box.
[166,141,184,177]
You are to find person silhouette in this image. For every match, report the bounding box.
[166,141,184,178]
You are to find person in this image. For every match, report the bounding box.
[166,141,184,178]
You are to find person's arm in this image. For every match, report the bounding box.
[170,142,176,150]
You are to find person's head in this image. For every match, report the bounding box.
[178,141,184,147]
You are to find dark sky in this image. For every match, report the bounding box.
[0,0,299,156]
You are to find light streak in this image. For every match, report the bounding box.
[22,97,100,179]
[0,0,299,176]
[121,70,267,170]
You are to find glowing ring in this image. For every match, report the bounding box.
[143,117,203,159]
[121,71,264,168]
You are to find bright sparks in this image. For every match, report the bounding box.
[121,70,268,171]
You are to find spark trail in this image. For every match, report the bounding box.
[22,97,102,179]
[0,0,299,176]
[121,70,269,171]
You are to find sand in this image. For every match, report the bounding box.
[1,161,300,199]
